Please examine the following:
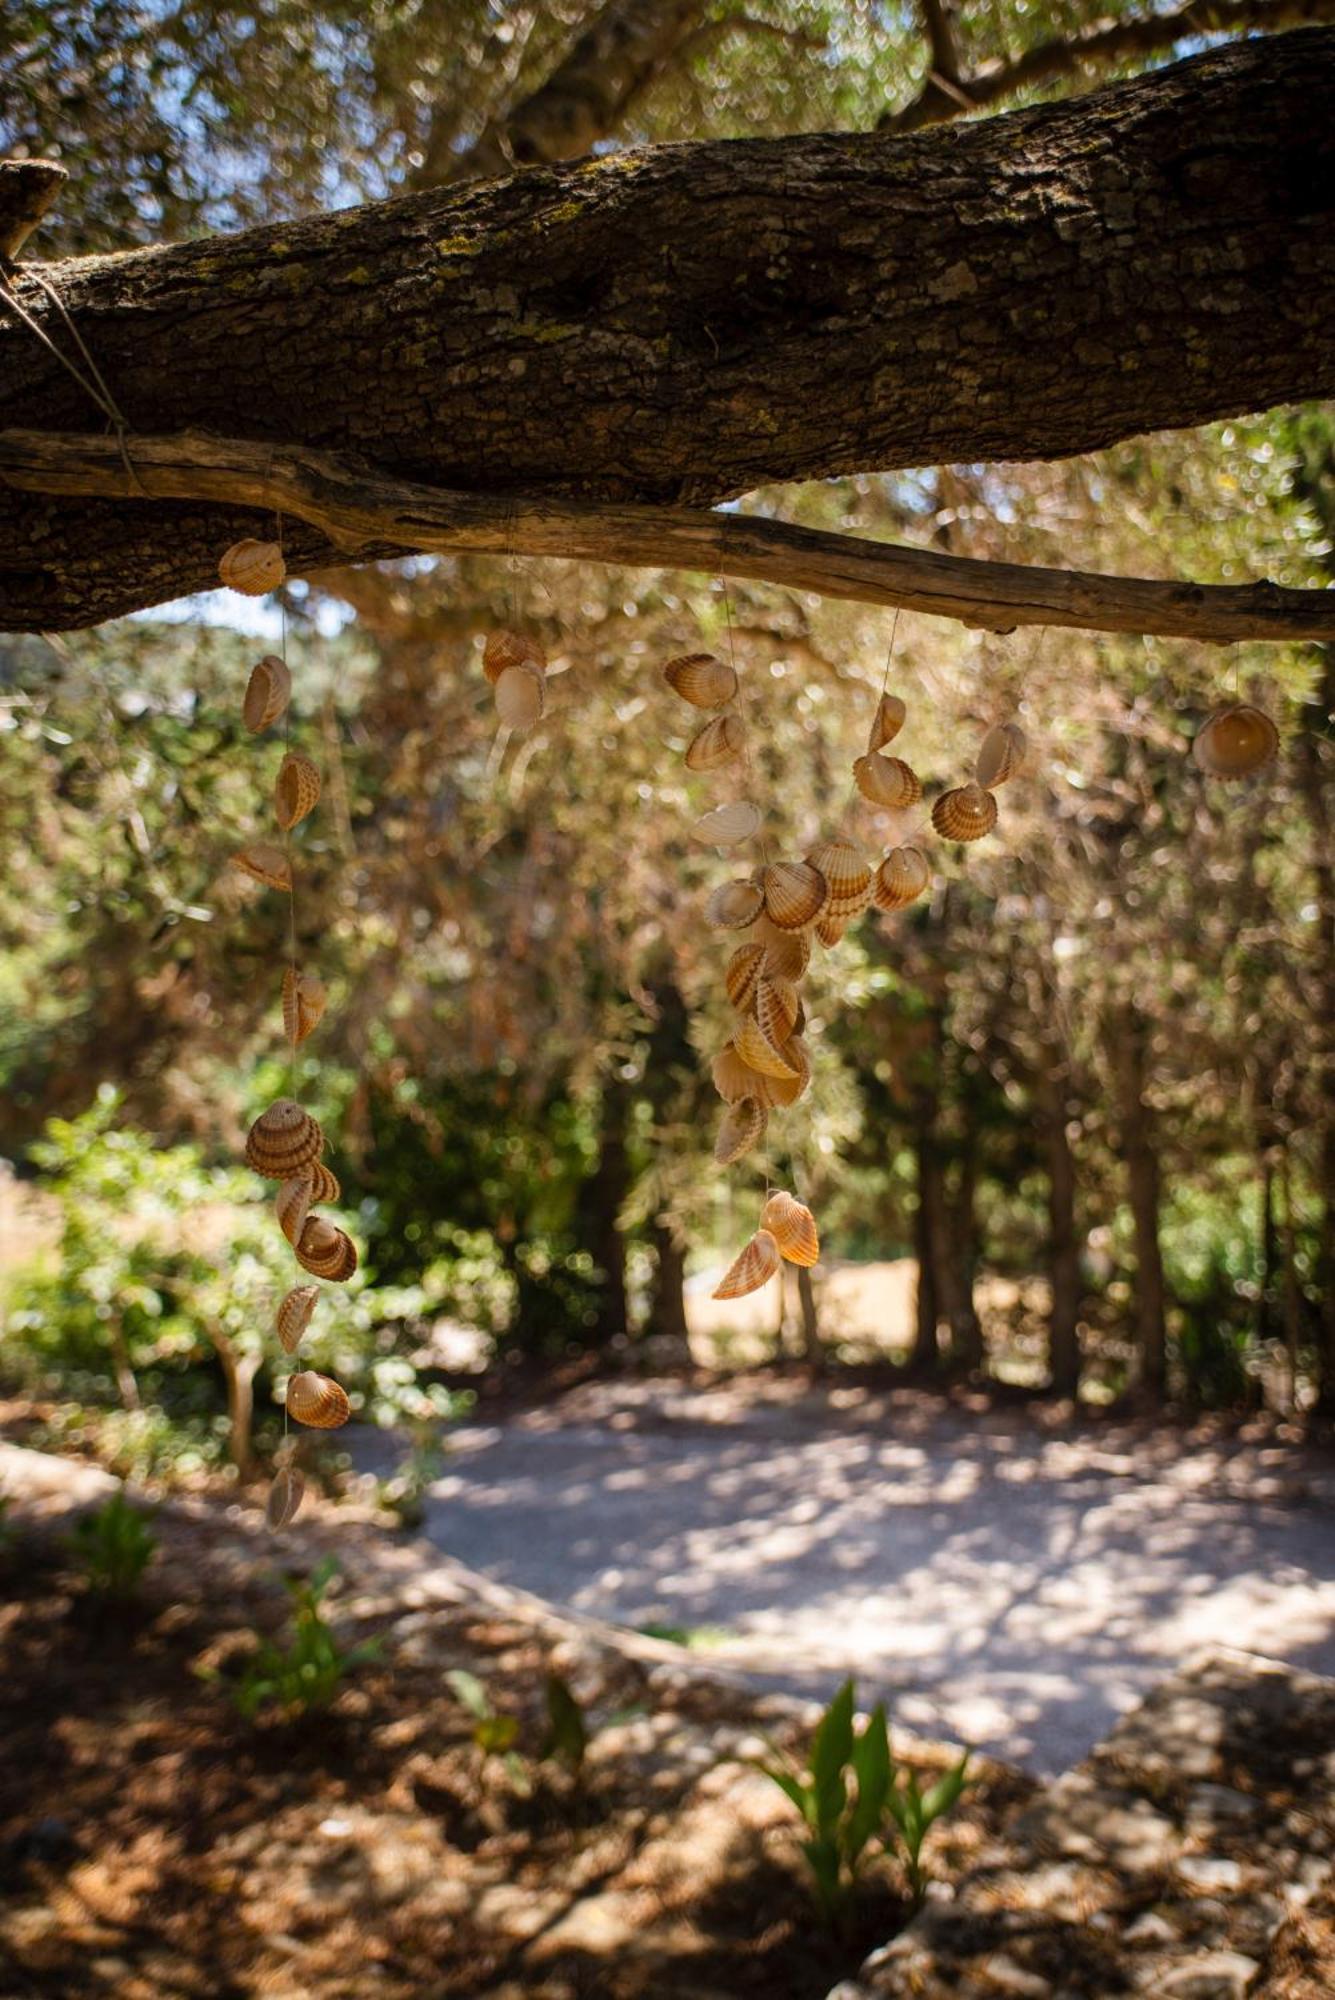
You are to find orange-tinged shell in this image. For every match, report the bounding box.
[711,1042,767,1104]
[805,841,871,909]
[282,968,327,1048]
[815,912,847,948]
[867,693,907,753]
[932,783,998,842]
[483,629,546,685]
[691,800,762,848]
[233,843,292,892]
[265,1463,305,1530]
[243,654,291,732]
[712,1229,781,1300]
[663,652,738,710]
[705,878,765,931]
[306,1160,341,1206]
[494,660,546,729]
[220,539,286,596]
[874,845,931,912]
[724,941,766,1012]
[854,753,923,810]
[976,721,1028,789]
[685,712,745,771]
[714,1096,768,1167]
[276,1175,313,1247]
[757,923,810,982]
[286,1369,351,1430]
[764,1035,812,1107]
[762,860,830,932]
[245,1100,323,1179]
[274,751,321,830]
[734,1013,798,1081]
[295,1217,358,1282]
[276,1283,319,1355]
[761,1191,820,1267]
[1191,704,1278,778]
[755,974,800,1048]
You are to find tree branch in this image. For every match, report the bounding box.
[1,427,1330,644]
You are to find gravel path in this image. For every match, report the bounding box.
[404,1380,1335,1772]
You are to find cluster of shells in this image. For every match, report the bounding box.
[483,627,548,730]
[220,538,355,1532]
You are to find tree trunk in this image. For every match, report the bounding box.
[212,1332,260,1478]
[1041,1059,1082,1400]
[944,1145,984,1376]
[646,1216,691,1359]
[797,1264,824,1372]
[1108,1008,1169,1403]
[910,1124,945,1375]
[3,31,1333,628]
[573,1078,631,1345]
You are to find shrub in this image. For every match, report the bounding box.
[67,1488,158,1599]
[227,1558,380,1721]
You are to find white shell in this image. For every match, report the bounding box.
[494,661,546,729]
[705,879,765,931]
[691,801,762,848]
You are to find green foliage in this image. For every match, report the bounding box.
[228,1558,379,1721]
[539,1672,590,1779]
[67,1489,158,1599]
[882,1754,974,1908]
[446,1666,529,1792]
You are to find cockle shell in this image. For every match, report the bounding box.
[219,539,286,596]
[712,1042,766,1104]
[243,654,292,733]
[265,1462,305,1530]
[295,1216,358,1282]
[755,974,800,1048]
[276,1175,313,1247]
[874,845,931,912]
[685,712,745,771]
[1191,704,1278,778]
[245,1100,324,1179]
[805,841,871,910]
[734,1013,799,1081]
[705,879,765,931]
[276,1283,319,1355]
[762,860,830,932]
[233,843,292,892]
[306,1160,341,1206]
[932,783,998,842]
[764,1035,811,1107]
[714,1096,768,1167]
[854,754,923,810]
[712,1229,781,1300]
[286,1369,351,1430]
[691,800,762,848]
[975,721,1028,790]
[282,967,327,1048]
[815,912,847,948]
[757,922,810,982]
[483,629,546,685]
[494,661,547,729]
[761,1191,820,1268]
[663,652,738,710]
[274,751,321,830]
[867,693,907,753]
[724,941,766,1012]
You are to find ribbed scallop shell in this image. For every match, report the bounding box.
[873,845,931,912]
[494,661,546,729]
[286,1369,351,1430]
[762,860,830,932]
[734,1014,798,1080]
[705,879,765,931]
[265,1462,305,1530]
[276,1175,313,1247]
[306,1160,341,1206]
[975,721,1028,790]
[761,1191,820,1268]
[685,712,745,771]
[276,1283,319,1355]
[724,941,766,1012]
[663,652,738,709]
[714,1096,768,1167]
[711,1042,766,1103]
[712,1229,781,1300]
[233,843,292,892]
[483,629,546,686]
[755,975,800,1048]
[219,539,286,596]
[281,967,327,1048]
[815,912,847,948]
[805,841,871,909]
[853,754,923,810]
[245,1100,324,1179]
[243,654,292,732]
[691,801,762,848]
[764,1035,811,1107]
[757,923,810,982]
[867,693,907,753]
[1191,704,1278,778]
[295,1216,358,1282]
[274,751,321,830]
[932,783,998,842]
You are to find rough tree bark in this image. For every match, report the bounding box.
[1,32,1332,629]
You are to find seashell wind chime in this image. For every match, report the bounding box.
[220,535,356,1532]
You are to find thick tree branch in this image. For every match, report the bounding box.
[2,428,1330,643]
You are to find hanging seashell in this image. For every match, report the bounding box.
[306,1160,341,1206]
[233,843,292,892]
[494,660,547,730]
[242,654,292,733]
[714,1095,768,1167]
[705,878,765,931]
[245,1100,323,1179]
[814,912,847,948]
[867,693,907,753]
[1191,704,1279,779]
[764,1035,812,1107]
[762,860,830,932]
[685,711,745,771]
[286,1369,351,1430]
[755,974,800,1048]
[219,539,286,596]
[691,800,762,848]
[734,1013,799,1081]
[483,629,546,685]
[805,841,871,912]
[853,754,923,811]
[761,1191,820,1268]
[281,967,327,1048]
[756,922,810,982]
[874,845,931,912]
[713,1229,781,1300]
[276,1283,319,1355]
[932,783,998,842]
[295,1216,358,1282]
[711,1041,767,1104]
[265,1461,305,1530]
[975,721,1028,790]
[276,1175,313,1247]
[724,941,766,1013]
[274,751,322,830]
[663,652,738,710]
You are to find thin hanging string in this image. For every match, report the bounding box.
[275,517,299,1455]
[0,265,146,494]
[720,576,770,869]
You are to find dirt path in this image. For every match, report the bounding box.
[397,1380,1335,1773]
